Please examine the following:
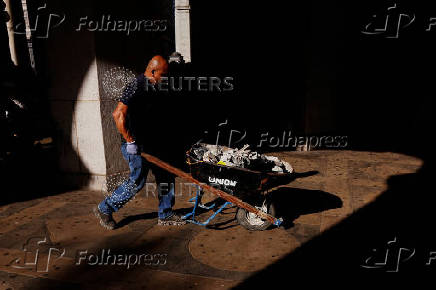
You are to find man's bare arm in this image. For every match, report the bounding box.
[112,102,134,143]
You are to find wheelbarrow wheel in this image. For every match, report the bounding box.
[236,198,276,231]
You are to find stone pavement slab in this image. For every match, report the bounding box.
[0,248,238,290]
[189,226,299,272]
[0,150,423,289]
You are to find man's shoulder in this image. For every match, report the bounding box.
[135,73,146,82]
[120,74,146,105]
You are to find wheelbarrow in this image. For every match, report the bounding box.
[141,145,293,231]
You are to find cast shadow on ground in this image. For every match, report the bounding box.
[264,169,342,229]
[114,212,158,229]
[263,170,319,191]
[270,187,342,229]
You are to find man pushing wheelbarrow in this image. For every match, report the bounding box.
[94,55,291,231]
[94,55,187,229]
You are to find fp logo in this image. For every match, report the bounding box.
[14,3,65,39]
[196,119,247,148]
[362,3,415,38]
[361,237,415,272]
[9,236,65,273]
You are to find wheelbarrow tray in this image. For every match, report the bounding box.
[188,158,292,199]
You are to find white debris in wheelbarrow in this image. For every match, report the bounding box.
[192,144,293,174]
[264,155,294,173]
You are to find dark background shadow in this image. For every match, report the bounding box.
[1,0,435,284]
[231,0,435,284]
[0,0,175,204]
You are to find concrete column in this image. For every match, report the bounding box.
[4,0,17,65]
[42,0,118,191]
[43,0,175,191]
[175,0,191,62]
[47,31,109,191]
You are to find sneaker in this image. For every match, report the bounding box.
[93,206,116,230]
[158,214,186,226]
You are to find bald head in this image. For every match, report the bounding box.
[144,55,168,83]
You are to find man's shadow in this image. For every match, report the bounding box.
[115,211,158,229]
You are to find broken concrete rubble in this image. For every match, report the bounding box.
[190,144,293,174]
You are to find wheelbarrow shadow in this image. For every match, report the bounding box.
[262,170,342,229]
[263,170,319,191]
[270,187,343,229]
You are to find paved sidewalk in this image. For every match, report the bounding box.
[0,150,422,289]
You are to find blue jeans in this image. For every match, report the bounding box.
[98,143,175,219]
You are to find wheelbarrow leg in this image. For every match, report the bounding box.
[182,186,232,226]
[187,186,215,210]
[182,186,202,220]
